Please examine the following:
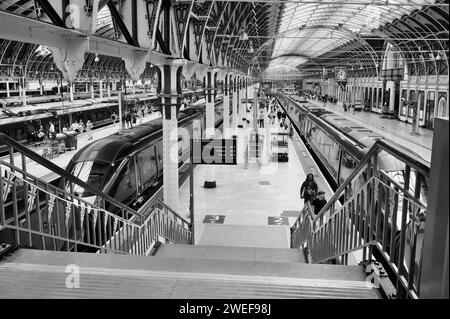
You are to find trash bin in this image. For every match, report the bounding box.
[55,133,66,153]
[64,131,78,150]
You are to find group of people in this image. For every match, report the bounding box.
[300,173,328,216]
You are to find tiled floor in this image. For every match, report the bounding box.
[307,99,433,162]
[178,106,308,247]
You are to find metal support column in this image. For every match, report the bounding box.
[159,61,183,213]
[90,80,94,99]
[69,82,74,102]
[239,78,246,125]
[223,74,230,138]
[232,75,238,133]
[99,80,103,98]
[204,69,216,188]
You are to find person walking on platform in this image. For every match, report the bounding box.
[312,190,327,215]
[258,110,265,128]
[86,120,93,140]
[125,111,132,128]
[78,119,85,133]
[300,173,318,204]
[48,121,55,140]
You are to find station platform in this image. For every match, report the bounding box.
[307,98,433,162]
[0,111,162,182]
[178,104,331,248]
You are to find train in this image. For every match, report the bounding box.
[0,97,226,252]
[277,90,427,292]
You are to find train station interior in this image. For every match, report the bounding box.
[0,0,448,301]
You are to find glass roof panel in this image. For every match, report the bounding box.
[270,0,436,68]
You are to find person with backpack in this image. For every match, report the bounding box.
[300,173,318,204]
[311,190,327,215]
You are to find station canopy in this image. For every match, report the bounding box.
[0,0,448,80]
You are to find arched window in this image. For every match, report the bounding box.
[438,96,448,117]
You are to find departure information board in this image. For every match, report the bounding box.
[191,138,237,165]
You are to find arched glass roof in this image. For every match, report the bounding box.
[271,0,437,67]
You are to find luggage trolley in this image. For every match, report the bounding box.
[271,132,289,162]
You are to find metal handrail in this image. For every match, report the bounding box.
[290,139,430,298]
[1,164,192,254]
[312,139,429,224]
[0,132,142,218]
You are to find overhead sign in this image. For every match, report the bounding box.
[192,138,237,165]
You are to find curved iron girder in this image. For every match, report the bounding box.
[252,25,380,74]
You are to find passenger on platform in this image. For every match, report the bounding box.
[78,120,85,133]
[277,108,282,121]
[132,111,137,126]
[268,110,275,125]
[258,111,265,128]
[300,173,318,204]
[312,191,327,215]
[70,121,79,132]
[37,126,45,142]
[125,111,132,128]
[48,121,55,140]
[62,125,68,134]
[111,111,117,126]
[86,120,93,140]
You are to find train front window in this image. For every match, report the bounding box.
[70,161,109,197]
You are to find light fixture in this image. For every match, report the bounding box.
[435,51,442,61]
[248,45,254,54]
[94,54,99,62]
[238,27,249,41]
[360,64,363,70]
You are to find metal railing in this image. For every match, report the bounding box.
[0,132,192,255]
[291,139,430,299]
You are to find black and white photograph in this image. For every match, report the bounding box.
[0,0,448,308]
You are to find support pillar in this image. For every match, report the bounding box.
[159,61,183,213]
[232,75,238,133]
[5,81,9,97]
[204,69,216,188]
[107,80,111,98]
[21,78,26,106]
[239,78,246,125]
[99,80,103,98]
[223,74,231,138]
[85,82,89,93]
[39,79,43,95]
[90,80,94,99]
[69,82,74,102]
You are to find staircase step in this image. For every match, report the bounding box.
[155,244,306,263]
[0,249,380,299]
[198,224,290,248]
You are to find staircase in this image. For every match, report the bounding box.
[0,132,192,255]
[0,246,380,298]
[290,139,430,299]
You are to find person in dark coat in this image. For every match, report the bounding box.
[300,173,318,204]
[312,190,327,215]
